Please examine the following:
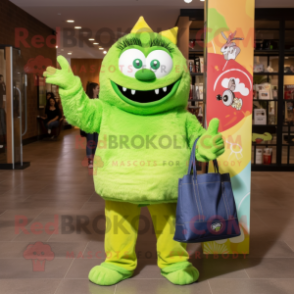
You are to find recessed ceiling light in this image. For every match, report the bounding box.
[93,43,99,45]
[184,0,193,3]
[55,46,58,48]
[200,0,205,1]
[74,26,82,29]
[67,20,74,23]
[67,52,72,55]
[99,48,104,50]
[89,38,95,41]
[103,51,107,54]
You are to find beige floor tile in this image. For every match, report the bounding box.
[0,279,61,294]
[55,279,115,294]
[0,227,21,241]
[12,218,59,242]
[248,239,294,258]
[26,194,92,201]
[194,258,250,280]
[0,241,88,259]
[116,279,212,294]
[245,258,294,278]
[209,278,294,294]
[285,240,294,252]
[84,241,107,260]
[65,259,102,279]
[0,258,73,278]
[0,208,43,219]
[0,279,11,294]
[133,263,162,279]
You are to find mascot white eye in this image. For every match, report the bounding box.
[222,90,234,106]
[146,50,173,78]
[118,49,146,78]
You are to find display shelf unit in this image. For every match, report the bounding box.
[180,8,294,171]
[252,9,294,170]
[188,28,205,125]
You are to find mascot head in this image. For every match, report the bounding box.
[99,16,190,115]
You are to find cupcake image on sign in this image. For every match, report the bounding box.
[23,242,54,272]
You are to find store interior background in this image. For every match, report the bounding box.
[1,0,294,170]
[0,1,294,294]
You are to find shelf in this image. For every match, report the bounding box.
[252,142,278,147]
[255,28,280,31]
[252,163,278,166]
[189,51,204,54]
[284,73,294,75]
[252,124,278,126]
[254,50,279,55]
[252,125,278,132]
[253,99,279,101]
[252,143,277,146]
[190,72,203,76]
[252,164,294,171]
[253,72,279,75]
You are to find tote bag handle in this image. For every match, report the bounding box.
[188,138,219,179]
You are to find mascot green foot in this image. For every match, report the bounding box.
[161,261,199,285]
[88,262,133,286]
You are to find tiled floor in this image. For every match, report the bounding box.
[0,128,294,294]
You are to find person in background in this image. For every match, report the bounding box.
[40,97,60,137]
[83,82,99,168]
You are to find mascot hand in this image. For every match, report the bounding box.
[196,118,225,162]
[43,55,78,90]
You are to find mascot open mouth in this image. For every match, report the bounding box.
[111,80,180,104]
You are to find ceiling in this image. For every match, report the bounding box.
[9,0,294,59]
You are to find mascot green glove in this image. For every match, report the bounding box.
[44,16,224,286]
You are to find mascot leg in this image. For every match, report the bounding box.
[147,203,199,285]
[88,200,140,285]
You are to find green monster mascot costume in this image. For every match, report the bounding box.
[44,17,224,286]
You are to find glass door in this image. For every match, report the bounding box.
[12,47,27,167]
[0,46,27,169]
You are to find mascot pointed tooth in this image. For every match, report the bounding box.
[131,16,153,33]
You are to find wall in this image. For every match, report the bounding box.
[0,0,56,140]
[70,59,103,91]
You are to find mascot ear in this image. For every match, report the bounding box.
[131,16,153,33]
[159,27,178,45]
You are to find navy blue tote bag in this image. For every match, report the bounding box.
[174,138,241,243]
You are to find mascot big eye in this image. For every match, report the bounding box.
[44,16,224,286]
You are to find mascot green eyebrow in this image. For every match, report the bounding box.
[44,16,224,286]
